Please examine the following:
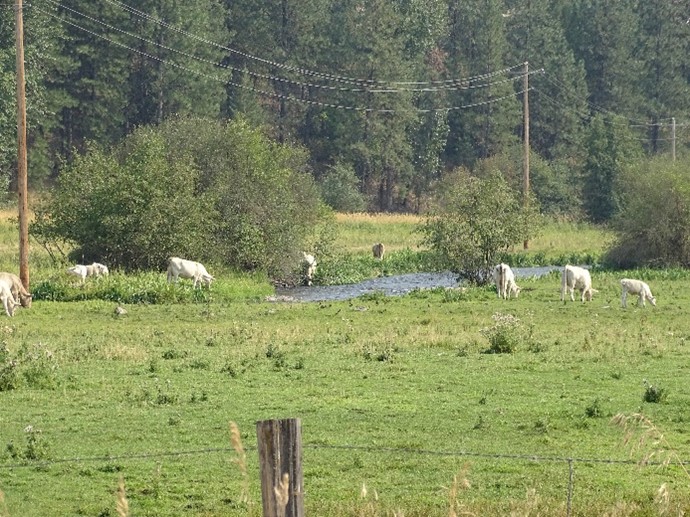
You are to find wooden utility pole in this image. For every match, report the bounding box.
[16,0,29,289]
[522,61,530,250]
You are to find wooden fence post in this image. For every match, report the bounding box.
[256,418,304,517]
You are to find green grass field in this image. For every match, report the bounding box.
[2,211,690,516]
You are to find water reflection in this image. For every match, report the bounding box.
[272,266,563,303]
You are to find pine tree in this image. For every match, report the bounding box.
[504,0,590,161]
[634,0,690,154]
[582,114,642,222]
[444,0,521,169]
[0,2,70,185]
[563,0,641,116]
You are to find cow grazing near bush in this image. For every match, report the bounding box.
[372,243,385,260]
[166,257,214,288]
[0,272,32,308]
[67,262,109,283]
[493,263,520,299]
[620,278,656,308]
[302,253,317,286]
[561,264,597,302]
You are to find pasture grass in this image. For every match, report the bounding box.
[1,208,690,515]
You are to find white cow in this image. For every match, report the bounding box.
[166,257,214,288]
[493,263,520,299]
[620,278,656,308]
[0,277,20,317]
[302,252,317,286]
[561,264,597,302]
[67,262,110,283]
[372,243,385,261]
[0,272,32,308]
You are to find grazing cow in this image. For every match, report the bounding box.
[0,278,20,317]
[372,243,385,261]
[67,262,110,283]
[0,272,32,308]
[561,264,597,302]
[166,257,214,288]
[620,278,656,308]
[302,252,317,286]
[493,263,520,299]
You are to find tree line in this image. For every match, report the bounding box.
[0,0,688,220]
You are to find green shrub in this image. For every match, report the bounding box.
[420,169,541,285]
[605,157,690,268]
[7,425,50,461]
[31,117,333,283]
[32,130,214,271]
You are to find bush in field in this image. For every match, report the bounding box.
[420,169,541,284]
[642,379,667,404]
[32,129,213,270]
[32,117,333,282]
[159,116,334,282]
[605,158,690,268]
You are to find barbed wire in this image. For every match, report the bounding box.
[2,441,688,471]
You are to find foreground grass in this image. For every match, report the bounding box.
[2,270,690,516]
[2,208,686,516]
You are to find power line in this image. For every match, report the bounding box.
[540,73,688,128]
[101,0,526,88]
[45,0,535,96]
[35,5,530,114]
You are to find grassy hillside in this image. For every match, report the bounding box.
[2,209,689,516]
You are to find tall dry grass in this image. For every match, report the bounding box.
[229,421,250,506]
[116,475,129,517]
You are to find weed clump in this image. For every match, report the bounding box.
[6,425,50,461]
[480,312,526,354]
[643,379,667,404]
[0,338,59,391]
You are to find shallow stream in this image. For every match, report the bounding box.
[272,266,563,303]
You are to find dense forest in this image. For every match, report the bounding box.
[0,0,688,217]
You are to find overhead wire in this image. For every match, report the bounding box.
[101,0,526,88]
[45,0,535,96]
[34,4,530,113]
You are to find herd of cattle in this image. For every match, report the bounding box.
[0,248,658,317]
[494,262,657,308]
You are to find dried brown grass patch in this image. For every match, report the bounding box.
[99,343,148,361]
[335,212,422,225]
